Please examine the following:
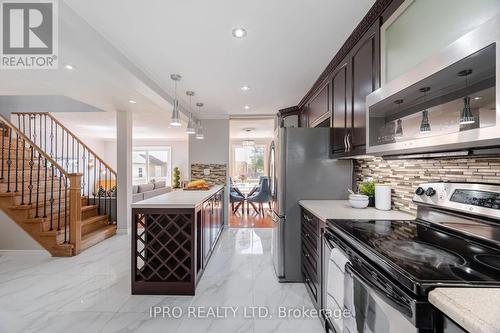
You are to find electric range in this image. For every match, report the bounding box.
[324,182,500,332]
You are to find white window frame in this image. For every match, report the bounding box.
[230,143,268,184]
[132,146,172,185]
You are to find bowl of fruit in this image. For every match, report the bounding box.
[184,179,212,191]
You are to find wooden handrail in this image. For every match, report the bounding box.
[0,114,69,177]
[12,112,117,177]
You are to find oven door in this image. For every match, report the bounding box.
[323,233,350,333]
[343,263,418,333]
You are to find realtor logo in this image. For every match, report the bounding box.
[1,0,58,69]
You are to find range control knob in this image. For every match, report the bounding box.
[415,187,425,195]
[425,187,436,197]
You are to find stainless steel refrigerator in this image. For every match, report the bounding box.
[268,127,352,282]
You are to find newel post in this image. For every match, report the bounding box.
[68,173,83,255]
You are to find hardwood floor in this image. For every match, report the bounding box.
[229,203,272,228]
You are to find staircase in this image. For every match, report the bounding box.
[0,113,117,256]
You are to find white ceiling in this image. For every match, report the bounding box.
[53,111,189,140]
[230,118,275,139]
[0,1,374,140]
[64,0,375,116]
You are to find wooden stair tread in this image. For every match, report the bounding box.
[81,224,117,250]
[82,214,108,225]
[81,204,97,212]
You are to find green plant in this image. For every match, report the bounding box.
[359,180,375,197]
[173,167,181,189]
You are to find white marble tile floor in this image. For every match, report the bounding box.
[0,228,324,333]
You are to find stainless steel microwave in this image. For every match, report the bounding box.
[366,15,500,157]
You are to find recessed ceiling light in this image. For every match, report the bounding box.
[474,96,482,100]
[232,28,247,39]
[244,105,250,110]
[240,85,250,91]
[128,99,137,104]
[64,64,74,70]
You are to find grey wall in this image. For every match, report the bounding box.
[189,119,230,224]
[189,119,230,165]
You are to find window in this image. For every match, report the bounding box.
[133,147,172,185]
[231,144,266,187]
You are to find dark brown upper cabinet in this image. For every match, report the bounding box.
[330,20,380,157]
[348,20,380,155]
[331,63,349,154]
[306,82,330,128]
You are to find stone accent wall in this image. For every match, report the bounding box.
[353,157,500,214]
[191,164,227,185]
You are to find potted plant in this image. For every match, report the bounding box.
[358,180,376,207]
[173,167,181,189]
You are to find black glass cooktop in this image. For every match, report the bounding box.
[326,219,500,293]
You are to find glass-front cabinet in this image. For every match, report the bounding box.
[366,17,499,156]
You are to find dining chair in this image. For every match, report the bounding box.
[230,177,246,214]
[247,177,271,217]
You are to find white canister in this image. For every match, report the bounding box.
[375,184,391,211]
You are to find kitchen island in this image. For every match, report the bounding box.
[131,185,224,295]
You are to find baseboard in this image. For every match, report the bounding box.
[0,249,49,255]
[116,228,131,235]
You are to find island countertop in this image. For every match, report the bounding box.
[131,185,224,209]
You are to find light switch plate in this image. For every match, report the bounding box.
[203,168,210,176]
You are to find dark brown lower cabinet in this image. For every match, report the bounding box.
[301,208,322,310]
[131,187,224,295]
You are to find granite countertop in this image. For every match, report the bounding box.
[298,200,415,221]
[131,185,223,209]
[429,288,500,333]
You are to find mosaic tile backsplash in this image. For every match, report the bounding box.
[353,157,500,214]
[191,164,227,185]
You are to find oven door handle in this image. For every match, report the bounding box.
[345,263,413,319]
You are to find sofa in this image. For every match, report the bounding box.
[132,181,172,203]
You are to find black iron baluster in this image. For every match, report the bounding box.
[28,145,34,205]
[44,114,47,153]
[77,142,80,174]
[6,129,12,193]
[64,176,68,243]
[39,114,42,149]
[93,155,97,206]
[57,171,62,230]
[104,165,107,218]
[108,169,111,223]
[97,159,101,212]
[1,122,5,180]
[34,152,41,218]
[66,129,69,171]
[29,115,33,143]
[87,149,90,200]
[72,137,75,173]
[14,132,19,193]
[61,129,64,171]
[20,138,25,205]
[54,119,57,163]
[43,159,48,218]
[49,163,54,230]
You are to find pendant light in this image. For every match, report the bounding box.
[242,128,255,147]
[458,69,475,125]
[195,102,205,139]
[185,91,196,134]
[419,87,431,133]
[394,99,404,138]
[170,74,182,127]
